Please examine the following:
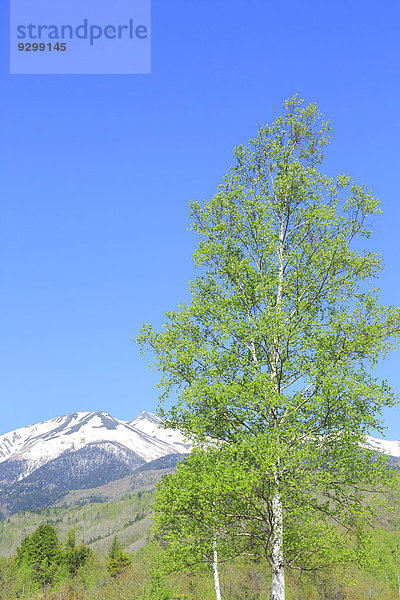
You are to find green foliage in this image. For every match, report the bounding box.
[62,528,92,576]
[16,523,62,586]
[0,556,19,600]
[106,535,132,577]
[3,511,400,598]
[139,95,400,593]
[15,523,91,590]
[139,543,178,600]
[153,448,254,573]
[365,527,400,591]
[0,485,156,558]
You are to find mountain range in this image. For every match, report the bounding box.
[1,410,399,520]
[0,410,191,518]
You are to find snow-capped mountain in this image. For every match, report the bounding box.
[0,411,191,518]
[365,435,400,458]
[1,411,398,520]
[0,411,190,483]
[128,411,191,454]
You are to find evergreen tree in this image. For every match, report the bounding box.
[106,535,132,578]
[16,523,61,586]
[63,528,92,577]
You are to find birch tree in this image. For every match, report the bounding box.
[153,448,258,600]
[138,96,400,600]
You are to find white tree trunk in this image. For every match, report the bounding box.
[270,491,285,600]
[268,209,286,600]
[212,536,222,600]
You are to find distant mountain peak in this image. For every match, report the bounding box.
[0,409,191,485]
[133,411,162,424]
[0,409,192,518]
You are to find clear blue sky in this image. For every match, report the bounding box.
[1,1,400,437]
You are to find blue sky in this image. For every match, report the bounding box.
[1,1,400,437]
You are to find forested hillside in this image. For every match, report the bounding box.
[1,476,400,600]
[0,459,183,557]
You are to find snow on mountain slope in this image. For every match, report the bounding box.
[4,409,397,506]
[128,411,192,454]
[0,411,190,485]
[0,412,91,463]
[365,435,400,457]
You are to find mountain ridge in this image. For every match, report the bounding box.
[0,410,191,518]
[1,410,399,520]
